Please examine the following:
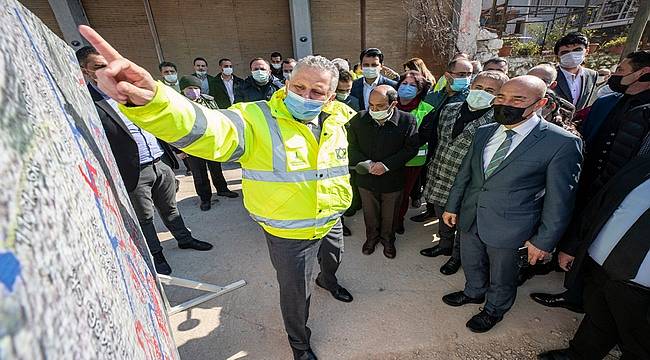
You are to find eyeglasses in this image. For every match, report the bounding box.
[449,71,472,78]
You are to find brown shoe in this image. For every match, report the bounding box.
[362,239,378,255]
[382,241,396,259]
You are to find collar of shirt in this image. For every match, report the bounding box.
[363,76,380,89]
[560,66,583,81]
[221,74,233,83]
[498,113,541,138]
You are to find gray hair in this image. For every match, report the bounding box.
[331,58,350,72]
[474,70,510,86]
[527,63,557,86]
[292,55,339,92]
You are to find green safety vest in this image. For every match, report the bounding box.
[405,101,434,167]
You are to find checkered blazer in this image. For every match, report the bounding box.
[423,102,494,207]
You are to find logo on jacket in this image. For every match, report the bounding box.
[335,148,347,160]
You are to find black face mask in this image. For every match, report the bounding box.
[608,71,650,94]
[493,104,531,125]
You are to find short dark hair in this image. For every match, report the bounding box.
[271,52,282,59]
[483,57,508,68]
[250,57,270,68]
[193,57,208,66]
[218,58,231,66]
[282,58,297,65]
[75,46,99,67]
[626,50,650,71]
[554,32,589,55]
[158,61,177,71]
[338,70,354,83]
[386,88,398,103]
[360,48,384,64]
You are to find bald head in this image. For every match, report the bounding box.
[369,85,398,111]
[494,75,548,122]
[527,64,558,88]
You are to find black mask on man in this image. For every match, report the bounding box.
[493,104,529,125]
[607,75,628,94]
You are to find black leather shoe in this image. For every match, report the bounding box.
[152,252,172,275]
[342,223,351,236]
[442,291,485,307]
[410,210,435,223]
[200,200,211,211]
[315,278,353,303]
[395,223,405,234]
[530,292,584,313]
[440,257,461,275]
[466,309,503,333]
[420,245,452,258]
[292,347,318,360]
[537,349,573,360]
[383,241,396,259]
[178,239,213,251]
[217,190,239,198]
[362,239,378,255]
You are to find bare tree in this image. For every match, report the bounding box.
[403,0,459,60]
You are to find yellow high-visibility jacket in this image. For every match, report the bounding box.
[120,83,356,240]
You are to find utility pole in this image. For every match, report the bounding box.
[622,0,650,58]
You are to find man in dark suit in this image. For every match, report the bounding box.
[350,48,398,110]
[440,76,583,333]
[538,156,650,360]
[348,85,419,259]
[235,57,282,103]
[553,32,598,111]
[212,58,243,109]
[77,46,214,275]
[192,57,218,98]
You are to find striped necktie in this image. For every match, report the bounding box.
[485,129,516,178]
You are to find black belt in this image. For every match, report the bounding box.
[141,157,162,167]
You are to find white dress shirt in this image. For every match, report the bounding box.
[560,67,583,106]
[222,75,235,105]
[362,76,380,110]
[482,114,541,172]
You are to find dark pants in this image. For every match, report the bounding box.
[187,155,229,202]
[264,221,343,354]
[182,157,192,173]
[128,160,193,254]
[359,187,402,245]
[396,166,422,226]
[433,204,460,260]
[461,223,519,317]
[569,259,650,360]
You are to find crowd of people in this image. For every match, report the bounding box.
[76,24,649,360]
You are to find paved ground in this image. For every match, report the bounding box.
[156,164,586,360]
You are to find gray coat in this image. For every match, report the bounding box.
[555,66,598,111]
[445,117,583,252]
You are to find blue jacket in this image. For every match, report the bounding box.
[350,75,398,110]
[445,118,583,251]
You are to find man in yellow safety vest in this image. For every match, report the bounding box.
[79,26,355,360]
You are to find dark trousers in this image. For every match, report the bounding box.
[128,160,193,254]
[187,155,229,202]
[396,166,422,225]
[264,221,343,354]
[433,204,460,260]
[181,157,192,173]
[359,187,402,245]
[461,223,519,317]
[569,259,650,360]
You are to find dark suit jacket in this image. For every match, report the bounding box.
[350,75,398,110]
[88,85,178,192]
[348,109,420,193]
[192,72,218,99]
[211,73,244,109]
[446,118,583,251]
[561,156,650,287]
[555,66,598,111]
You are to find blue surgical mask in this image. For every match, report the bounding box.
[466,89,495,110]
[450,76,471,92]
[398,83,418,100]
[284,90,326,121]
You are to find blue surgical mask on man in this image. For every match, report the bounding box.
[284,90,326,121]
[465,89,495,110]
[398,83,418,100]
[450,76,471,92]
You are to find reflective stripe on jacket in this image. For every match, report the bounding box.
[120,82,355,239]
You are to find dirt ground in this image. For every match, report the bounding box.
[156,164,592,360]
